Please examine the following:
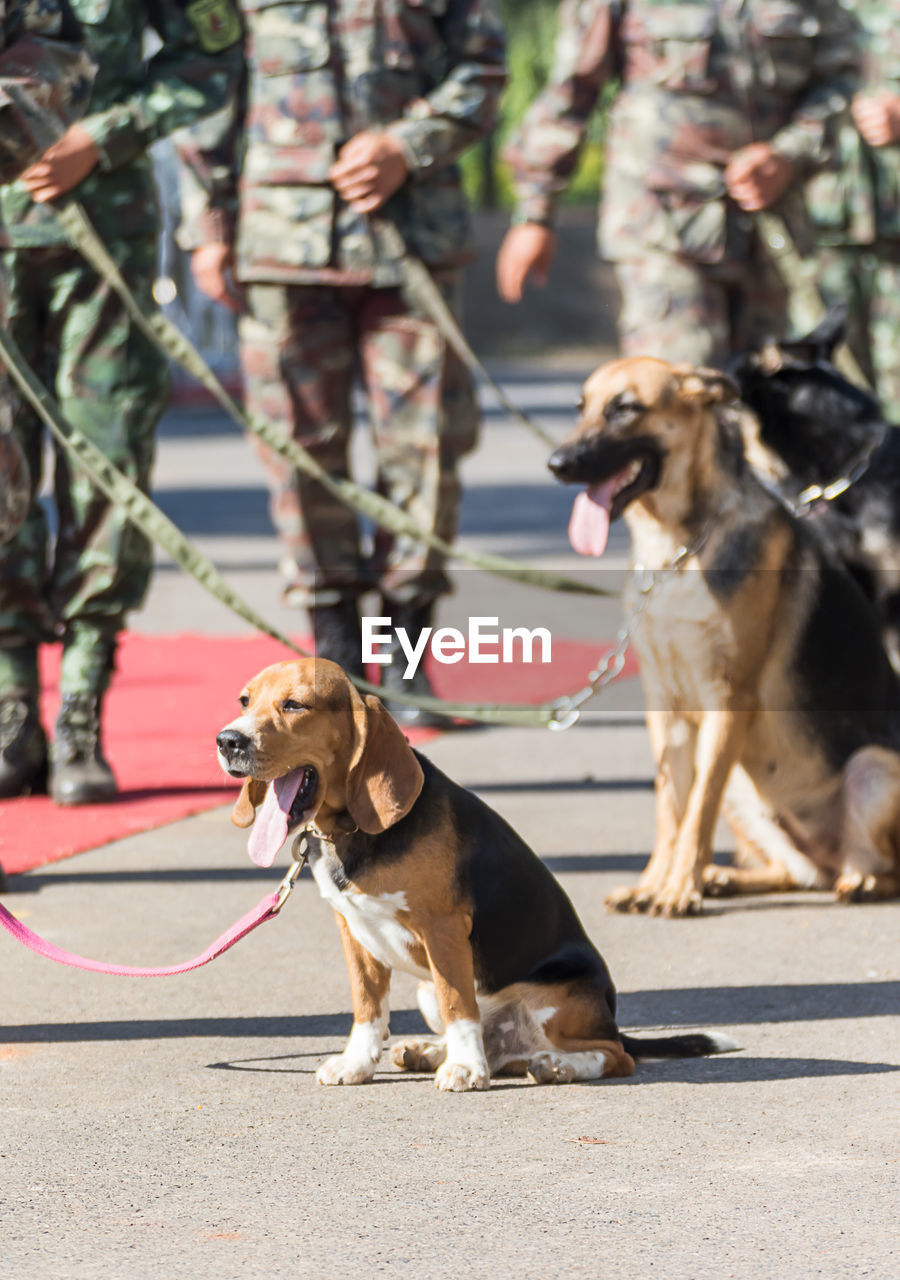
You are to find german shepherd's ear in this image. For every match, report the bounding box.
[673,365,740,407]
[346,688,425,835]
[232,777,268,828]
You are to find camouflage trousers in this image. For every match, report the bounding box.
[0,236,170,697]
[239,279,480,609]
[816,243,900,420]
[614,247,789,367]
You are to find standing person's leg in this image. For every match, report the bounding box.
[614,254,731,367]
[239,284,365,675]
[0,249,54,797]
[359,279,480,725]
[48,236,170,804]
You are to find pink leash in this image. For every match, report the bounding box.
[0,855,306,978]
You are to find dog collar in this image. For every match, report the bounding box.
[791,422,888,516]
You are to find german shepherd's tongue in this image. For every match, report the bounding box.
[568,481,617,557]
[247,768,307,867]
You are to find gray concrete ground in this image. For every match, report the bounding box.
[2,365,898,1280]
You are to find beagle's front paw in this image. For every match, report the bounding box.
[316,1053,377,1086]
[434,1020,490,1090]
[435,1059,490,1092]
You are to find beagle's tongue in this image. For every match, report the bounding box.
[247,768,307,867]
[568,481,616,557]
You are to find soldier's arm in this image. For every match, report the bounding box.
[767,0,861,173]
[852,90,900,148]
[175,70,245,253]
[502,0,619,227]
[78,0,243,174]
[175,67,246,307]
[0,0,94,182]
[383,0,507,177]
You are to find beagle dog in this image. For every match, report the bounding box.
[216,658,735,1091]
[550,357,900,917]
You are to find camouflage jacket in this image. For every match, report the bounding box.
[0,0,94,186]
[177,0,506,286]
[504,0,860,266]
[807,0,900,244]
[0,0,243,248]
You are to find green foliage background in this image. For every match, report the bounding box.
[461,0,608,208]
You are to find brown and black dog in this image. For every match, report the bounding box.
[550,357,900,916]
[216,658,735,1090]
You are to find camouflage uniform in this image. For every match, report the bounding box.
[0,0,242,701]
[0,2,93,183]
[0,2,94,540]
[505,0,859,368]
[807,0,900,417]
[0,1,95,808]
[178,0,505,609]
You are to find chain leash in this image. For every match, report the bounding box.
[548,537,706,730]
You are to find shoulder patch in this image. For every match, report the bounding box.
[185,0,242,52]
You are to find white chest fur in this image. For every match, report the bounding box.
[308,844,430,980]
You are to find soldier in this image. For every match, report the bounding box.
[0,0,242,804]
[180,0,505,726]
[0,0,94,544]
[497,0,859,369]
[807,0,900,417]
[0,2,92,892]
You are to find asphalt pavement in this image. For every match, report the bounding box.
[2,362,897,1280]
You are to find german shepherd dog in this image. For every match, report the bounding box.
[549,357,900,916]
[728,307,900,671]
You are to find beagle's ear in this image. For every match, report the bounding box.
[231,777,268,828]
[346,689,425,835]
[674,366,740,407]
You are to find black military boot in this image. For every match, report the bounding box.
[379,601,452,729]
[309,599,365,682]
[50,692,117,806]
[0,691,48,798]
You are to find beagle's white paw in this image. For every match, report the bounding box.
[316,1053,376,1086]
[435,1060,490,1092]
[434,1020,490,1090]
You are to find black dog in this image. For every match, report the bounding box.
[728,307,900,670]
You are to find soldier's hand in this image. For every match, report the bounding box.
[329,132,409,213]
[724,143,794,212]
[496,224,557,303]
[19,125,100,202]
[852,92,900,148]
[191,243,243,312]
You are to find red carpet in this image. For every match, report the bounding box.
[0,632,636,877]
